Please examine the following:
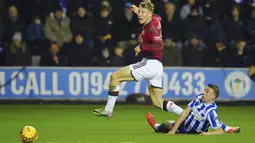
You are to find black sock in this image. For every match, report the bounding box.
[157,123,170,133]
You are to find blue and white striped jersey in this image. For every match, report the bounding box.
[183,94,222,133]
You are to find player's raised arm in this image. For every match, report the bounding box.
[131,4,139,15]
[200,110,224,135]
[168,107,190,135]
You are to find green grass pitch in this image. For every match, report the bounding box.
[1,104,255,143]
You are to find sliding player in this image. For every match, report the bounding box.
[93,1,170,118]
[146,84,241,135]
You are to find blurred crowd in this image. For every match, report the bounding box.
[0,0,255,67]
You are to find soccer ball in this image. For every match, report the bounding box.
[20,126,38,143]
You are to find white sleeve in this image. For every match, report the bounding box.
[207,110,222,130]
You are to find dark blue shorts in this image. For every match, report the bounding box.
[172,122,200,134]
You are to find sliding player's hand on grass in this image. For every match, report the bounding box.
[200,127,224,135]
[167,130,176,135]
[200,132,208,135]
[228,127,241,133]
[167,107,190,135]
[134,45,141,56]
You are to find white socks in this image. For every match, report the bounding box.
[104,85,120,113]
[104,95,118,113]
[221,122,232,132]
[224,125,231,132]
[154,123,160,130]
[162,101,184,115]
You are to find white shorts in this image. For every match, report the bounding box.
[129,58,163,88]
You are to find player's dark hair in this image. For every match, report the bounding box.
[140,1,154,12]
[208,84,220,99]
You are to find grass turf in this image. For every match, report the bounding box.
[0,104,254,143]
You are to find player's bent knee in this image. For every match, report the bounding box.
[152,101,162,108]
[150,96,163,108]
[164,120,170,125]
[164,120,174,129]
[110,74,116,82]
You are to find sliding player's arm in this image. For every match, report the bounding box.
[201,110,224,135]
[169,97,197,134]
[201,127,224,135]
[168,107,190,135]
[220,122,232,133]
[220,122,240,133]
[222,123,241,133]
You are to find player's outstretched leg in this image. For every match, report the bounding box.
[161,99,184,115]
[92,66,135,118]
[146,112,173,133]
[148,85,183,115]
[146,112,158,132]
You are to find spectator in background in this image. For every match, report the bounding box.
[94,5,113,57]
[71,6,95,49]
[180,0,203,20]
[202,0,213,22]
[44,8,73,47]
[66,34,93,66]
[247,7,255,45]
[3,6,27,42]
[40,42,65,66]
[226,5,245,50]
[162,38,183,66]
[206,12,227,45]
[66,0,95,17]
[20,0,60,23]
[204,42,232,67]
[202,0,224,22]
[6,32,31,66]
[0,0,7,18]
[182,4,207,41]
[236,0,254,21]
[113,2,140,42]
[101,0,111,9]
[252,46,255,66]
[123,33,142,65]
[111,44,126,66]
[26,16,46,55]
[0,17,4,65]
[182,35,205,66]
[3,0,22,15]
[0,16,3,44]
[231,40,253,67]
[0,5,4,65]
[106,0,124,18]
[59,0,67,14]
[162,2,182,48]
[92,48,112,66]
[0,45,5,66]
